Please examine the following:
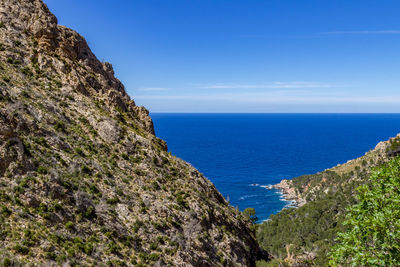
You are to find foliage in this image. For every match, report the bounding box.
[329,158,400,266]
[257,177,361,265]
[256,259,288,267]
[243,207,258,224]
[388,136,400,152]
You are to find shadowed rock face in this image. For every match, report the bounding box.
[0,0,265,265]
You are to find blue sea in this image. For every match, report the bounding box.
[151,113,400,222]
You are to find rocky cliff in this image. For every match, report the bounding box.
[0,0,263,265]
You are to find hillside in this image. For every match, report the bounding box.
[0,0,264,265]
[257,134,399,266]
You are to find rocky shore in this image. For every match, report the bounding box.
[272,179,306,207]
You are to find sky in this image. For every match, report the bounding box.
[44,0,400,113]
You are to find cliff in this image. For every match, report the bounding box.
[0,0,263,265]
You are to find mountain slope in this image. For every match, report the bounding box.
[0,0,264,265]
[257,135,399,266]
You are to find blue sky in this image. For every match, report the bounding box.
[44,0,400,113]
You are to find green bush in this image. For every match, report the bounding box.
[330,158,400,266]
[132,220,144,233]
[107,242,119,253]
[37,165,48,174]
[243,207,258,224]
[1,205,11,216]
[45,251,57,260]
[106,197,119,205]
[84,206,96,219]
[13,244,29,254]
[81,165,92,174]
[54,120,65,132]
[54,80,62,88]
[65,221,74,230]
[148,253,159,261]
[21,66,33,76]
[3,258,12,267]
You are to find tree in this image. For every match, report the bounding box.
[243,208,258,224]
[329,158,400,266]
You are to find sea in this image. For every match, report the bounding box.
[151,113,400,222]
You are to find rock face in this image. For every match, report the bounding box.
[272,179,306,207]
[0,0,264,265]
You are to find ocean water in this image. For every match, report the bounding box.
[151,113,400,222]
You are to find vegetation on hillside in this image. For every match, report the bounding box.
[0,0,262,265]
[256,139,393,266]
[330,157,400,266]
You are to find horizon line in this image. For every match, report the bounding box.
[149,112,400,114]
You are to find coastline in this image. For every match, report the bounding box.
[271,179,306,208]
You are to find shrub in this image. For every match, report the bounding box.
[54,120,65,132]
[108,242,119,253]
[21,90,29,98]
[131,156,142,163]
[0,205,11,216]
[65,221,74,230]
[13,244,29,254]
[81,165,92,174]
[54,80,62,88]
[134,169,146,176]
[176,193,189,209]
[243,207,258,224]
[84,242,94,255]
[21,66,33,76]
[45,251,57,260]
[150,242,158,250]
[2,76,10,83]
[37,165,48,174]
[110,159,117,167]
[106,197,119,205]
[148,253,159,261]
[329,158,400,266]
[75,147,84,156]
[84,206,96,219]
[3,258,11,267]
[132,220,144,233]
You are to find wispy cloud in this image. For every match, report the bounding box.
[137,87,169,91]
[198,82,341,89]
[321,30,400,35]
[134,93,400,104]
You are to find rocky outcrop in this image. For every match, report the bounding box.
[272,180,306,207]
[0,0,264,265]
